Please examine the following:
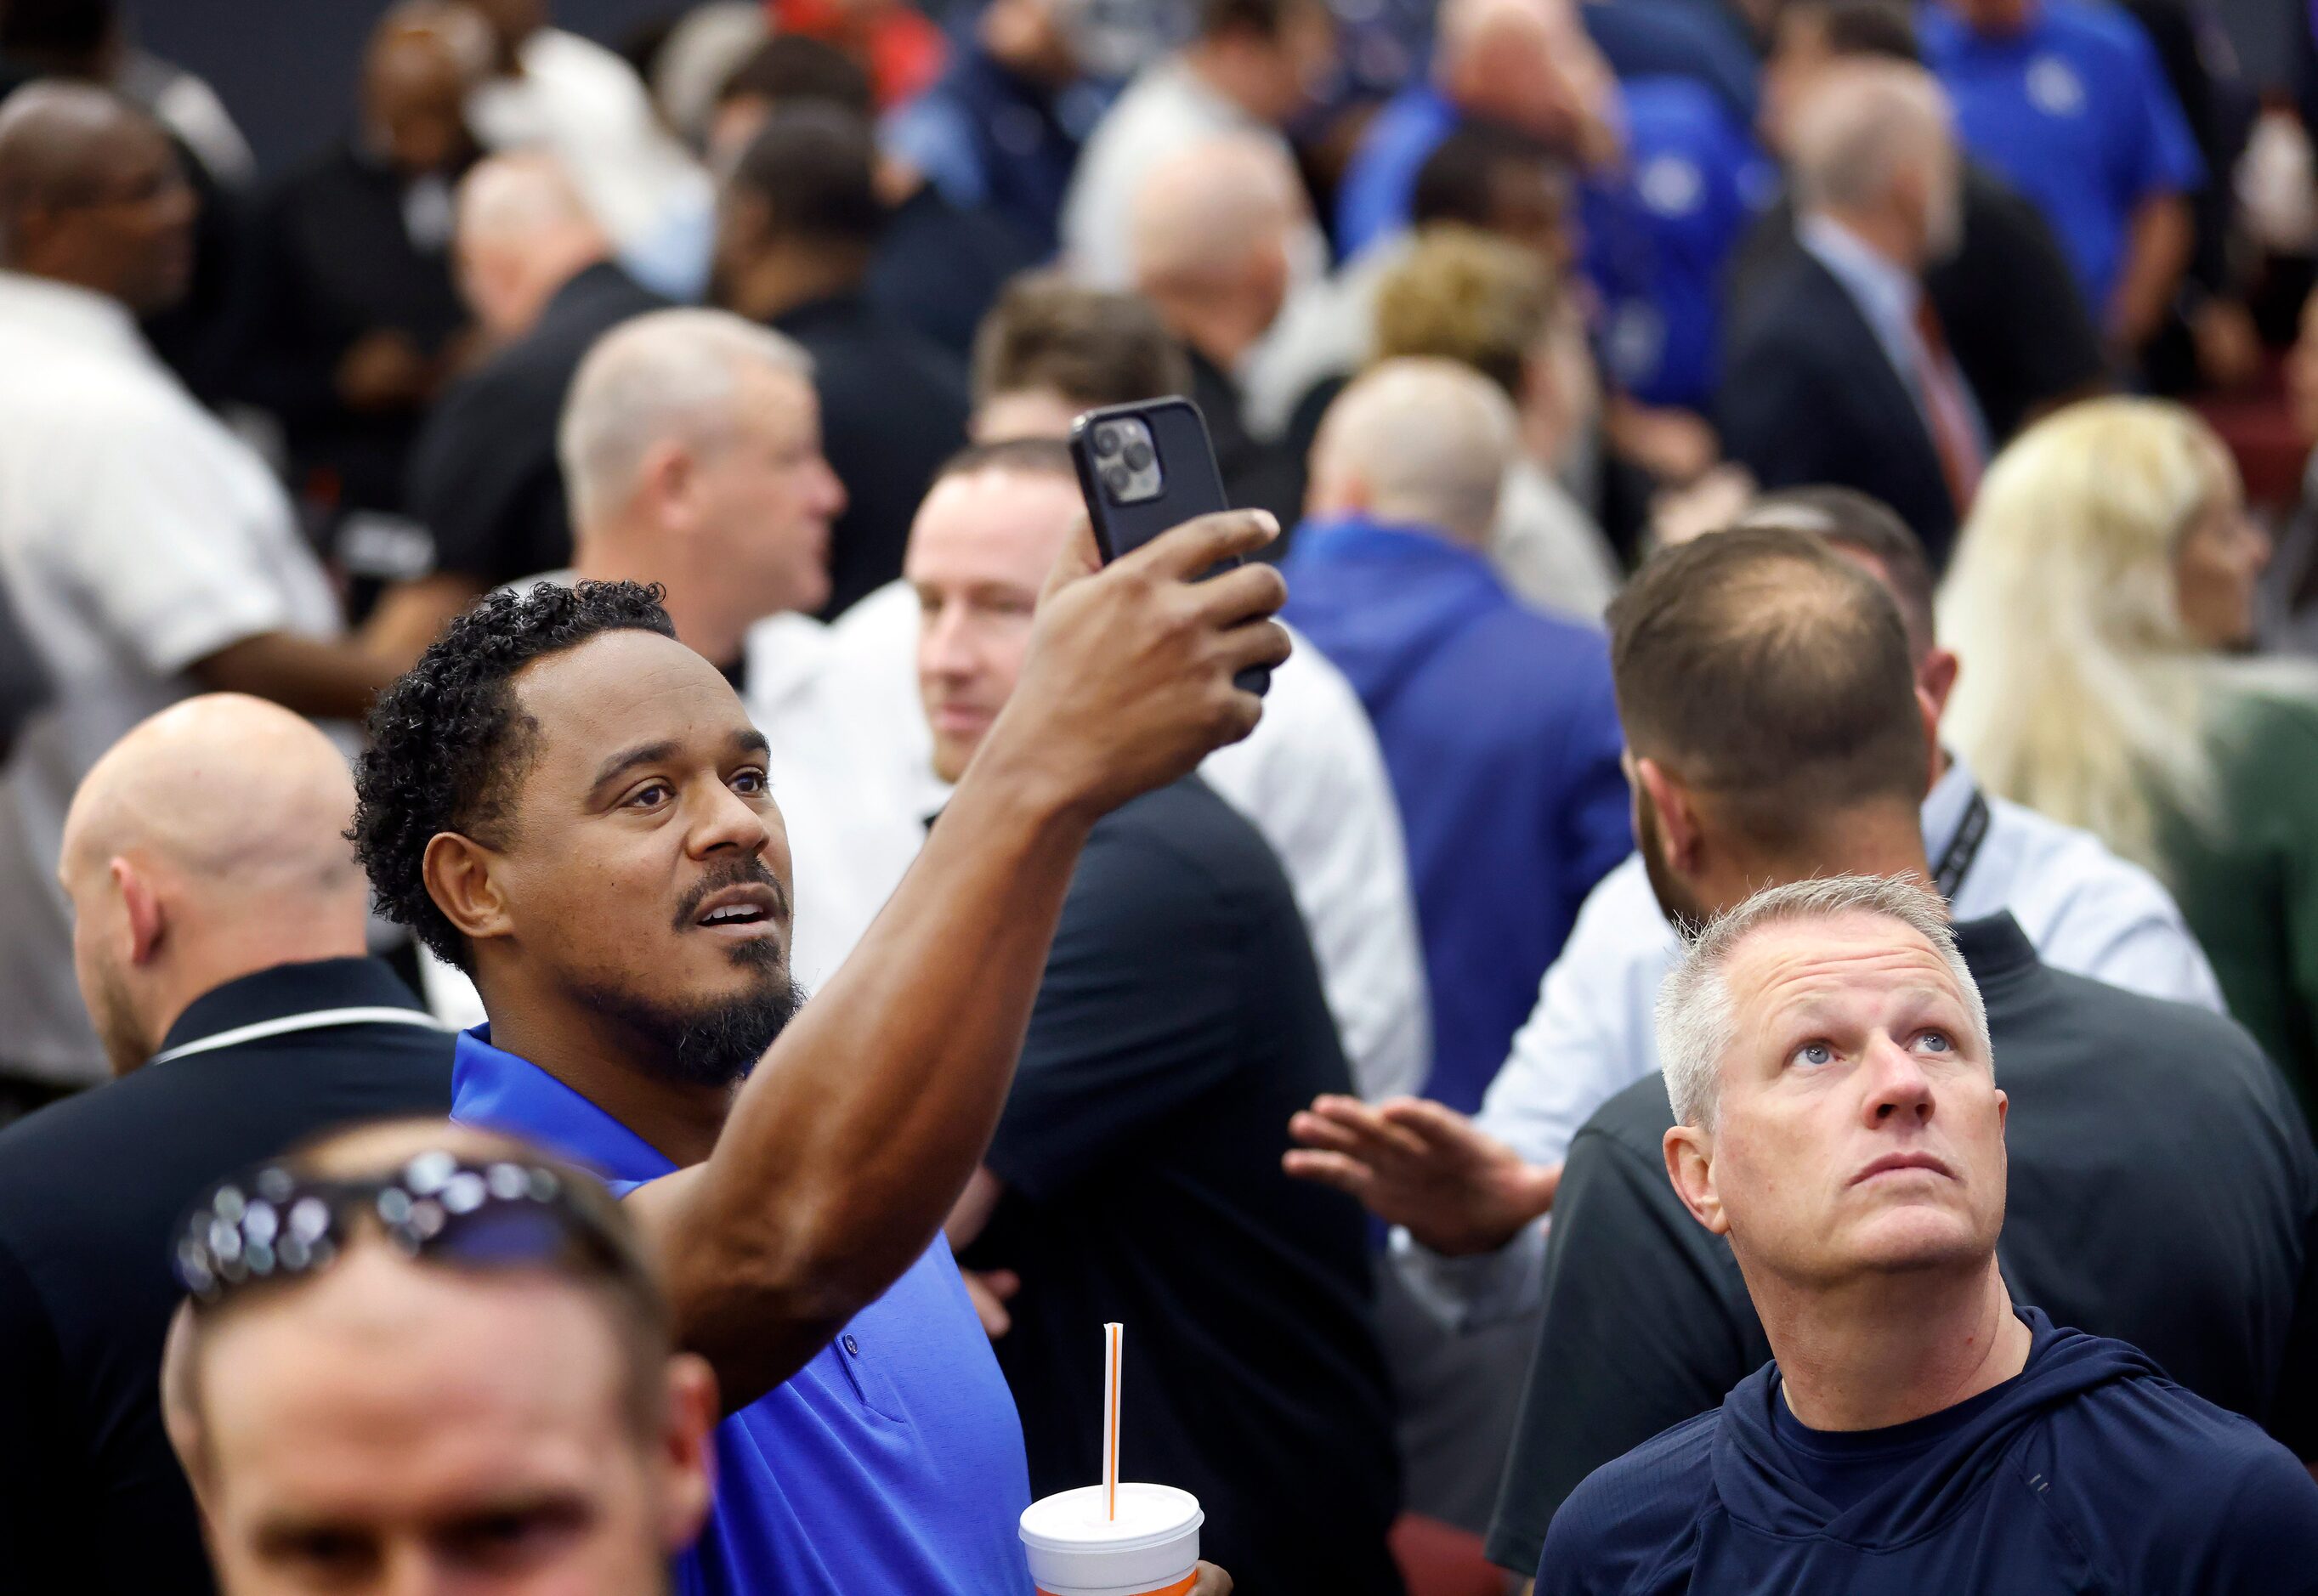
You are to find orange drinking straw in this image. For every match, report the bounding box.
[1102,1322,1124,1521]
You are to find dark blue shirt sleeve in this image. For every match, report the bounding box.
[2155,1442,2318,1590]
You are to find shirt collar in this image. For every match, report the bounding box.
[1798,213,1919,329]
[451,1027,678,1186]
[158,957,427,1057]
[0,269,147,362]
[1919,751,1978,861]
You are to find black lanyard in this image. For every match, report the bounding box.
[1932,788,1992,902]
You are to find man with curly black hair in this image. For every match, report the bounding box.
[351,508,1284,1593]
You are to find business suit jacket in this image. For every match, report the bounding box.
[0,958,455,1593]
[1716,247,1961,567]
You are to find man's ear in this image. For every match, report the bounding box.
[112,857,166,969]
[1635,756,1703,871]
[422,834,514,951]
[636,439,697,529]
[1915,683,1946,797]
[657,1353,719,1554]
[1919,649,1960,723]
[1663,1123,1730,1235]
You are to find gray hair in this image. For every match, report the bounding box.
[1655,874,1990,1127]
[1788,60,1951,216]
[558,308,815,529]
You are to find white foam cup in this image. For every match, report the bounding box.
[1019,1482,1204,1596]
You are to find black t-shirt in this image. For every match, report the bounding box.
[770,291,968,620]
[1485,914,2318,1576]
[1726,162,2108,446]
[405,261,666,587]
[965,778,1404,1596]
[0,958,454,1594]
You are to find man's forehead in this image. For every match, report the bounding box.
[1725,914,1964,1016]
[509,629,757,763]
[905,471,1080,582]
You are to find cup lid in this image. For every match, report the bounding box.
[1020,1484,1203,1554]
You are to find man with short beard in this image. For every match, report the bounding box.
[350,540,1283,1591]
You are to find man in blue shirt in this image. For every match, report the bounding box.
[1334,0,1770,410]
[346,541,1286,1589]
[1921,0,2203,351]
[1287,360,1631,1117]
[1536,874,2318,1593]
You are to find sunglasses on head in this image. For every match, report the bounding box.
[174,1149,632,1306]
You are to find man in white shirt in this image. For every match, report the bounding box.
[1060,0,1335,291]
[1287,495,2225,1330]
[0,86,393,1097]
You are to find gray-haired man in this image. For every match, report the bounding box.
[1535,874,2318,1593]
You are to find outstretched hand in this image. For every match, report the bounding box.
[1284,1095,1561,1256]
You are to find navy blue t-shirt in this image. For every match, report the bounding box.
[1539,1308,2318,1593]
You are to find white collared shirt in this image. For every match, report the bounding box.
[0,272,343,1083]
[820,580,1434,1101]
[1397,754,2226,1328]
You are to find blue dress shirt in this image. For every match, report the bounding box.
[1280,517,1633,1115]
[451,1028,1035,1596]
[1921,0,2204,311]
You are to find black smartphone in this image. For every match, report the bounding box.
[1068,396,1271,697]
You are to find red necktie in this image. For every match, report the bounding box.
[1911,297,1984,516]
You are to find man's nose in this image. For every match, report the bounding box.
[689,775,773,857]
[1862,1034,1935,1126]
[920,607,978,681]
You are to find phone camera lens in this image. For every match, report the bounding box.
[1092,425,1124,459]
[1102,464,1133,498]
[1121,438,1153,472]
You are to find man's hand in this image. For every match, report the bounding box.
[1192,1561,1233,1595]
[973,511,1291,821]
[961,1269,1019,1339]
[1285,1095,1561,1256]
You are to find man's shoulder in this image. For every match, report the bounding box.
[1975,790,2190,940]
[1540,1406,1720,1588]
[1080,780,1291,925]
[2036,0,2155,63]
[1583,1071,1682,1163]
[2045,1357,2318,1537]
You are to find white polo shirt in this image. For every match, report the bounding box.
[1398,754,2229,1329]
[0,272,343,1084]
[821,579,1434,1101]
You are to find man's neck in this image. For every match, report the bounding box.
[479,979,733,1169]
[145,929,373,1057]
[1705,804,1932,915]
[723,247,868,325]
[1755,1255,2033,1431]
[1804,207,1920,276]
[572,540,757,674]
[1158,297,1258,376]
[1178,42,1269,124]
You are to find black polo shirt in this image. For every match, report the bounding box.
[1484,914,2318,1575]
[406,260,666,588]
[964,778,1405,1596]
[0,958,455,1594]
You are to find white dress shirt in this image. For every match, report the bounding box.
[1397,754,2227,1329]
[823,580,1434,1100]
[0,273,343,1083]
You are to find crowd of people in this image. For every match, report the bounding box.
[3,0,2318,1591]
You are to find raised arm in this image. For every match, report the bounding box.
[627,511,1291,1410]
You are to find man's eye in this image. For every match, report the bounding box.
[626,783,672,809]
[732,768,767,796]
[442,1506,587,1570]
[1794,1042,1835,1068]
[1918,1029,1953,1053]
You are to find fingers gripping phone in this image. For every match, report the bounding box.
[1068,397,1272,698]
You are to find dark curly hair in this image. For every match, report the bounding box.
[350,581,676,971]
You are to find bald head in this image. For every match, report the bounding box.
[1788,60,1959,261]
[0,82,195,307]
[454,152,609,339]
[1433,0,1609,157]
[60,696,371,1075]
[1308,358,1516,545]
[1131,133,1299,289]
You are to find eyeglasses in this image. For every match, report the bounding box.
[173,1150,635,1306]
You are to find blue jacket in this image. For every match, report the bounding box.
[1539,1308,2318,1593]
[1281,517,1630,1113]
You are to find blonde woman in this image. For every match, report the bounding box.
[1941,398,2318,1119]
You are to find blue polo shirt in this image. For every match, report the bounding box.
[1922,0,2204,313]
[1333,79,1769,408]
[451,1028,1035,1596]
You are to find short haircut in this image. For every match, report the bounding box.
[168,1119,675,1469]
[1374,224,1560,399]
[1656,874,1989,1127]
[715,31,873,119]
[1199,0,1318,39]
[728,102,882,251]
[559,308,814,528]
[1411,120,1558,230]
[932,435,1078,489]
[349,582,678,971]
[1785,0,1923,63]
[1788,59,1949,215]
[1607,526,1930,849]
[1735,487,1935,661]
[971,273,1191,409]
